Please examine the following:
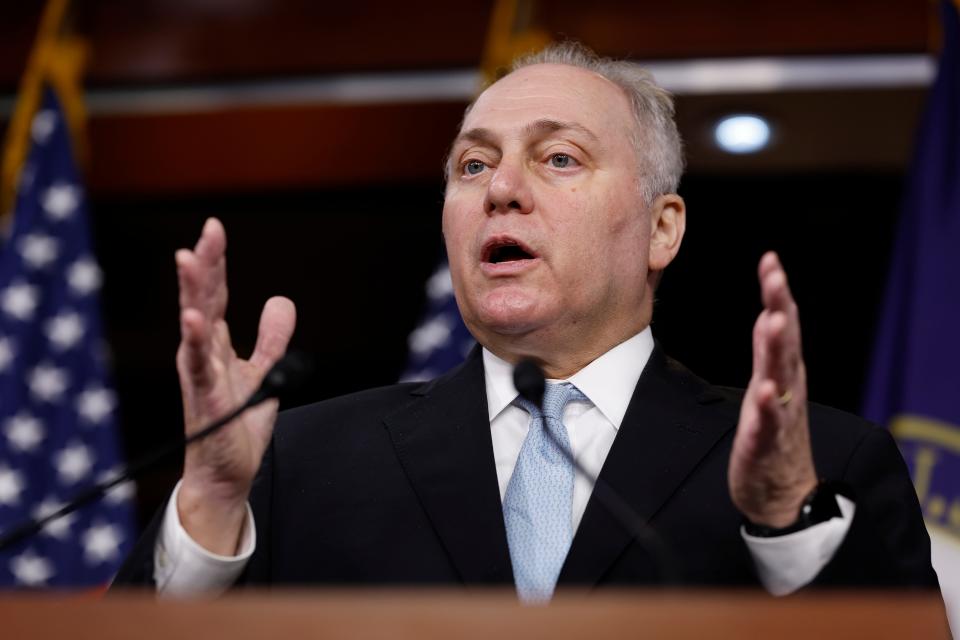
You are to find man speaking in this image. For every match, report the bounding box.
[116,43,938,599]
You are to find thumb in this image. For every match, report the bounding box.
[250,296,297,371]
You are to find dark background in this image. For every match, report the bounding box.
[0,0,934,525]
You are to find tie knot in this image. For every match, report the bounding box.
[513,382,588,422]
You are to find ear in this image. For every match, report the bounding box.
[648,193,686,272]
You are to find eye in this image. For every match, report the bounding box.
[548,153,575,169]
[463,159,487,175]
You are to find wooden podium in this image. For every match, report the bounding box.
[0,590,950,639]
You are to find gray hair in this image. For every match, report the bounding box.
[473,42,685,204]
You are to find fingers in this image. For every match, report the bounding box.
[754,377,788,436]
[176,218,229,322]
[178,307,215,398]
[758,252,793,315]
[757,309,794,393]
[176,219,232,410]
[754,252,803,397]
[250,296,297,371]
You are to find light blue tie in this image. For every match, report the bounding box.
[504,382,588,602]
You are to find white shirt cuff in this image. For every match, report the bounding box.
[154,479,256,597]
[743,495,855,596]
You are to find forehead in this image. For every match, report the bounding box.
[461,63,636,141]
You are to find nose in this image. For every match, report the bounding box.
[484,159,533,216]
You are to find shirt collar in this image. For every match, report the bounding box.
[482,327,655,429]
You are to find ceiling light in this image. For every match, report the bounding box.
[713,114,772,154]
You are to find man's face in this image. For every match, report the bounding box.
[442,63,657,361]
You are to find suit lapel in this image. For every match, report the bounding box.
[382,351,514,585]
[559,346,735,586]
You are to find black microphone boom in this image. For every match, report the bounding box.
[512,358,681,585]
[0,352,313,553]
[247,351,314,406]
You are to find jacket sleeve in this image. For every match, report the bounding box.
[813,426,940,588]
[110,499,164,588]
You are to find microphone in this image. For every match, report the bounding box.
[0,352,314,552]
[512,359,680,585]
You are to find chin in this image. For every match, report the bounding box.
[466,289,550,337]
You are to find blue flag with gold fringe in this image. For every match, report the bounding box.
[863,0,960,624]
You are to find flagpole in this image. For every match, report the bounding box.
[0,0,87,220]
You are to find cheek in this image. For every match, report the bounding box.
[568,191,649,282]
[561,190,641,256]
[441,202,480,299]
[441,202,470,255]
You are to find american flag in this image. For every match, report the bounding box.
[0,87,135,588]
[401,260,476,382]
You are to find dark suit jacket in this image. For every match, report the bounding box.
[115,346,939,590]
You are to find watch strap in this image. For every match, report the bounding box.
[744,480,853,538]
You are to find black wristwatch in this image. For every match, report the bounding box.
[744,481,853,537]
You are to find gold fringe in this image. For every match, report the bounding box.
[1,0,88,219]
[480,0,551,88]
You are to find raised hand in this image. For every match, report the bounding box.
[729,252,817,528]
[174,218,296,554]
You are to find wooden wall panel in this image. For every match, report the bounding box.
[81,1,494,85]
[87,102,467,195]
[539,0,933,59]
[0,1,932,90]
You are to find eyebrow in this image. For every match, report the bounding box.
[451,119,601,151]
[522,119,600,142]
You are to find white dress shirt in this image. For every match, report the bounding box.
[155,328,854,597]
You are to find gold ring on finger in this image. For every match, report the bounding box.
[777,389,793,407]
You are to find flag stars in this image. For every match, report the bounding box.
[1,282,40,321]
[76,387,116,425]
[45,311,85,350]
[10,550,55,587]
[33,498,75,540]
[18,233,60,269]
[426,265,454,300]
[408,315,453,356]
[31,109,58,145]
[28,363,70,403]
[82,522,124,565]
[41,182,82,221]
[0,465,25,506]
[66,258,102,296]
[54,442,94,484]
[4,412,45,453]
[0,337,14,371]
[97,468,135,505]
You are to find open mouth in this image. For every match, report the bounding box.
[483,238,537,264]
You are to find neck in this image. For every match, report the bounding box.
[482,321,648,379]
